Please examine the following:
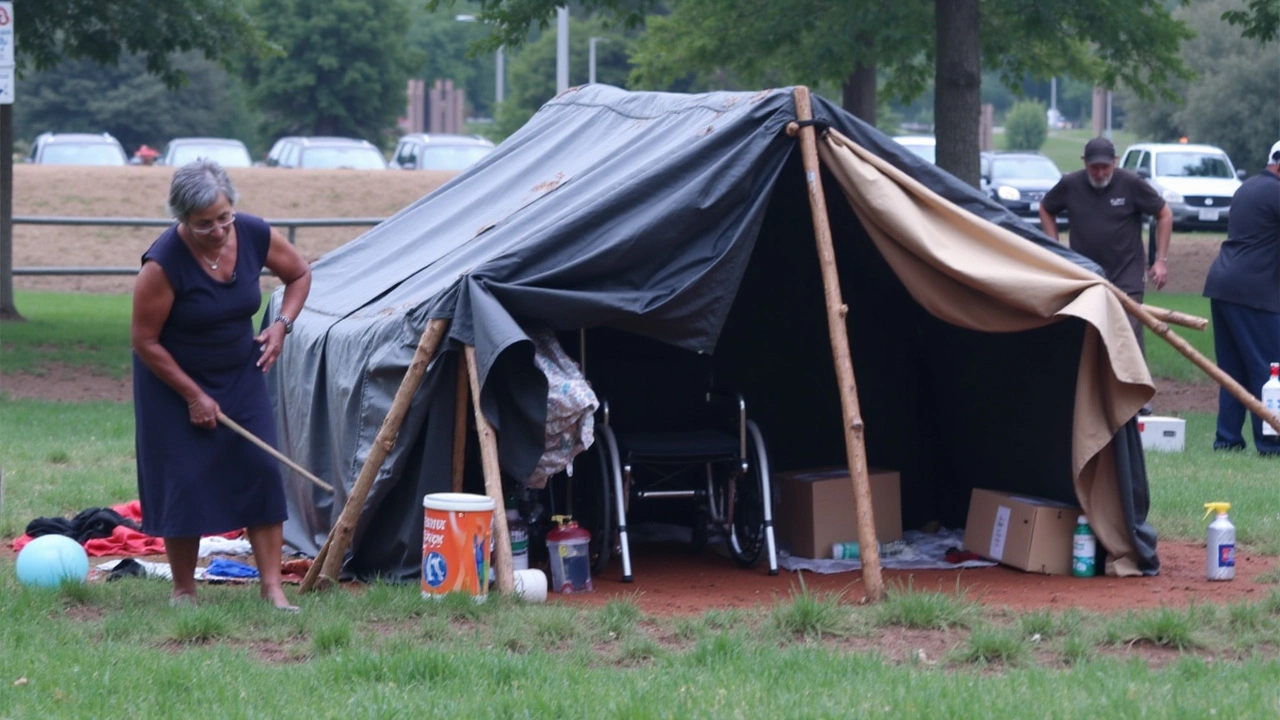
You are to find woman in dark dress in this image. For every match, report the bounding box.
[131,160,311,609]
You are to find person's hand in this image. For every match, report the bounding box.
[187,394,220,430]
[1149,259,1168,290]
[254,321,288,373]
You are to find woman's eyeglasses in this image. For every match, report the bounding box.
[189,211,236,235]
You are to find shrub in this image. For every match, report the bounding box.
[1004,100,1049,151]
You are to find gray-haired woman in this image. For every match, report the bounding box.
[131,159,311,610]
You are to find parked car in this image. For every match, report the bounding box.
[160,137,253,168]
[892,135,936,164]
[27,132,128,166]
[1119,142,1243,231]
[269,136,386,170]
[980,151,1066,227]
[390,133,495,171]
[264,136,304,167]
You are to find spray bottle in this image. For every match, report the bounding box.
[1262,363,1280,438]
[1203,502,1235,581]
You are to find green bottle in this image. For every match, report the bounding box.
[1072,515,1096,578]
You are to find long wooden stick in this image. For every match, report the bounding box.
[464,345,514,595]
[300,318,451,593]
[788,87,884,602]
[1114,289,1280,433]
[218,412,333,493]
[1141,304,1207,331]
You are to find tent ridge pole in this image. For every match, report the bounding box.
[301,317,451,593]
[788,86,885,602]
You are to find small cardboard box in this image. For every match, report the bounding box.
[1138,416,1186,452]
[775,467,902,559]
[962,488,1080,575]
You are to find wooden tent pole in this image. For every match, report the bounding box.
[1114,289,1280,434]
[451,359,469,493]
[788,86,885,602]
[464,345,515,595]
[1141,304,1206,331]
[300,318,451,593]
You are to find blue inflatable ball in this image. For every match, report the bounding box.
[16,535,90,588]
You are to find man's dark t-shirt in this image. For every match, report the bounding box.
[1203,170,1280,313]
[1042,168,1166,294]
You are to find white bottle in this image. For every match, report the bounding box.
[1204,502,1235,581]
[1262,363,1280,437]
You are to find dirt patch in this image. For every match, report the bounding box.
[543,538,1277,616]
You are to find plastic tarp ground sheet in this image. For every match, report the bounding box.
[266,85,1159,581]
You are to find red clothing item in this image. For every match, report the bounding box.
[10,500,242,557]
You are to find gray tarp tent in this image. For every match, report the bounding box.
[267,85,1159,581]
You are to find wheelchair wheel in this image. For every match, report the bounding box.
[569,432,613,575]
[726,420,771,568]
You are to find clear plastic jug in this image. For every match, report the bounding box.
[546,515,593,593]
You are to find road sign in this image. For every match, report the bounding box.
[0,67,12,105]
[0,2,12,67]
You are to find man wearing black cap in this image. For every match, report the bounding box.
[1201,140,1280,455]
[1040,137,1173,413]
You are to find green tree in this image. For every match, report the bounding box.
[406,2,497,119]
[241,0,414,147]
[424,0,1192,189]
[4,0,273,321]
[1002,100,1048,151]
[1125,0,1280,176]
[14,54,257,156]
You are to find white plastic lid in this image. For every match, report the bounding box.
[1077,515,1088,524]
[423,492,496,512]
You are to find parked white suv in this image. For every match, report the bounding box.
[1118,143,1244,230]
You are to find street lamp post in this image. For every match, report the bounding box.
[556,7,569,93]
[456,14,504,110]
[588,37,606,85]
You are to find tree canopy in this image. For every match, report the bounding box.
[240,0,414,145]
[19,0,269,88]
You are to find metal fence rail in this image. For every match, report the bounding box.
[12,216,385,276]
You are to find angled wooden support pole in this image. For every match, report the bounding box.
[464,345,515,595]
[1113,289,1280,434]
[301,318,451,593]
[788,86,884,602]
[1140,303,1207,331]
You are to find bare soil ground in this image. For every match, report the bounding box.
[6,166,1255,620]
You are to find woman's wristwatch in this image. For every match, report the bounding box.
[274,314,294,334]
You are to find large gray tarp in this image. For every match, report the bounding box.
[267,85,1158,580]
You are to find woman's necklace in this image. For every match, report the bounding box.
[201,244,226,270]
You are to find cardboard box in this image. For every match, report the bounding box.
[1139,416,1186,452]
[775,467,902,559]
[962,488,1080,575]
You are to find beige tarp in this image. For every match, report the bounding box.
[819,131,1155,576]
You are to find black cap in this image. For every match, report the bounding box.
[1084,137,1116,164]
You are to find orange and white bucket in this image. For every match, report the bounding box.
[421,492,495,600]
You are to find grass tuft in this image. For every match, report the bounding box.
[874,577,979,630]
[769,584,849,640]
[951,624,1029,665]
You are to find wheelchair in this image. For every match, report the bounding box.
[556,331,779,582]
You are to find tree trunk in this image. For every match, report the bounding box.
[1,104,22,322]
[841,63,877,127]
[934,0,981,188]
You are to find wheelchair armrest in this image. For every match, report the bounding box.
[706,387,747,459]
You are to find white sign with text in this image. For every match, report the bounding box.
[0,2,12,67]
